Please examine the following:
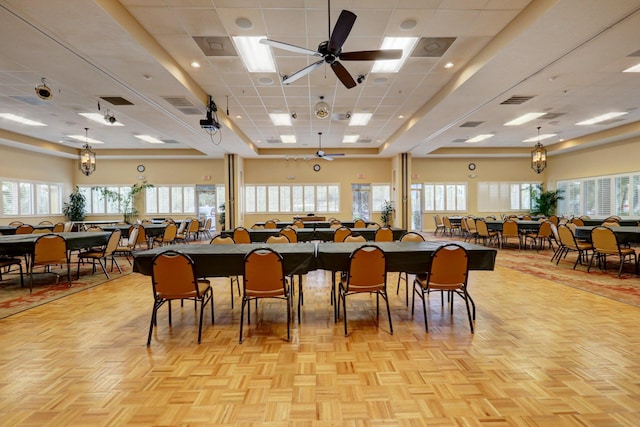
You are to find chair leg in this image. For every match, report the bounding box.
[382,290,393,335]
[239,296,247,344]
[462,288,474,333]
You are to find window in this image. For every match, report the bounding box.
[371,184,391,211]
[557,171,640,218]
[244,183,340,213]
[477,182,537,212]
[1,179,62,217]
[423,183,467,212]
[144,186,196,215]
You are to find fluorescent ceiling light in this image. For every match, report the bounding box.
[522,133,557,143]
[78,113,124,126]
[0,113,46,126]
[371,37,418,73]
[67,134,105,144]
[623,63,640,73]
[503,112,545,126]
[342,135,359,143]
[269,113,292,126]
[348,113,373,126]
[280,135,296,143]
[465,134,494,143]
[135,135,164,144]
[233,36,276,73]
[576,112,628,125]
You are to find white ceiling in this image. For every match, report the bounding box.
[1,0,639,161]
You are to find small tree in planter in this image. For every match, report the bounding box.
[530,185,564,217]
[94,181,153,224]
[218,202,226,230]
[380,200,394,227]
[63,186,86,221]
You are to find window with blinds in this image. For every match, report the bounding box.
[1,179,62,217]
[244,183,340,213]
[424,183,467,212]
[477,182,538,213]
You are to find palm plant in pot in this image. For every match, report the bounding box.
[530,185,564,216]
[380,200,394,227]
[94,181,153,224]
[63,186,86,221]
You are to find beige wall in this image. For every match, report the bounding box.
[241,158,393,226]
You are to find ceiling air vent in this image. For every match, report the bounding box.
[266,138,281,144]
[161,139,180,144]
[452,138,468,143]
[539,112,566,120]
[459,121,483,128]
[178,107,204,115]
[100,96,133,106]
[628,49,640,57]
[357,138,372,143]
[411,37,456,57]
[500,95,535,105]
[162,96,196,107]
[193,37,238,57]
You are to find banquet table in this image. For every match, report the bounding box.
[220,228,316,242]
[581,219,639,227]
[0,231,110,257]
[484,220,541,232]
[574,226,640,245]
[0,224,62,235]
[220,227,406,242]
[102,224,167,238]
[252,221,375,229]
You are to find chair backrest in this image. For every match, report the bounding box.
[521,215,532,220]
[293,220,305,228]
[591,226,619,253]
[127,226,140,249]
[603,215,621,223]
[465,217,477,232]
[266,235,290,244]
[579,215,591,220]
[251,224,265,230]
[550,222,560,243]
[203,218,212,230]
[210,235,235,245]
[537,221,552,238]
[374,227,394,242]
[151,250,202,298]
[33,228,52,234]
[434,215,443,227]
[9,221,24,226]
[63,221,74,232]
[136,225,148,246]
[104,229,122,255]
[442,216,452,228]
[243,248,286,296]
[353,219,366,228]
[400,231,425,242]
[162,223,178,243]
[345,245,386,292]
[344,234,366,242]
[566,222,577,233]
[557,225,579,250]
[502,220,519,236]
[279,227,297,243]
[330,221,342,229]
[52,222,65,232]
[33,234,67,264]
[428,244,469,287]
[602,221,620,227]
[475,219,490,237]
[87,226,103,232]
[16,224,34,234]
[176,220,188,234]
[333,226,352,242]
[233,227,251,244]
[570,218,584,226]
[38,220,54,226]
[548,215,559,226]
[187,219,200,234]
[367,222,381,229]
[264,220,277,229]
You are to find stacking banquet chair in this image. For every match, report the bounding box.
[344,235,366,243]
[52,222,65,233]
[549,223,564,262]
[524,220,553,251]
[0,257,24,288]
[442,216,461,236]
[293,219,305,229]
[333,226,352,243]
[329,219,342,229]
[147,250,213,345]
[588,226,638,278]
[135,225,150,249]
[265,235,290,244]
[77,229,122,279]
[115,225,139,265]
[556,225,593,269]
[16,224,34,234]
[374,227,394,242]
[198,217,213,240]
[433,215,445,235]
[153,223,177,247]
[8,221,23,226]
[240,247,291,344]
[38,220,54,226]
[475,219,499,247]
[570,217,585,226]
[412,243,474,333]
[233,227,251,244]
[367,222,381,229]
[30,234,70,293]
[176,219,199,243]
[337,245,392,336]
[279,226,298,243]
[264,219,278,229]
[501,219,522,249]
[210,235,241,308]
[353,219,366,228]
[396,232,425,306]
[172,220,188,243]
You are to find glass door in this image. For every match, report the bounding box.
[352,184,370,221]
[411,184,422,230]
[196,185,216,230]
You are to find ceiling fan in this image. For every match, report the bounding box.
[260,0,403,89]
[315,132,344,161]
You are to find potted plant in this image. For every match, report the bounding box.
[218,202,226,230]
[380,200,394,227]
[530,185,564,217]
[63,186,86,221]
[94,181,153,224]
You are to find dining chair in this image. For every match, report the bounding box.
[524,220,553,251]
[374,227,394,242]
[366,222,381,229]
[333,226,352,242]
[395,232,425,306]
[52,222,65,233]
[210,235,241,308]
[8,221,24,226]
[337,245,392,336]
[0,257,24,288]
[329,219,342,229]
[251,224,265,230]
[501,220,521,249]
[442,216,460,236]
[588,226,638,278]
[115,225,139,265]
[198,217,213,240]
[433,215,445,235]
[240,248,291,343]
[136,225,150,249]
[474,219,499,247]
[148,250,213,345]
[549,222,564,262]
[293,219,305,228]
[233,227,251,244]
[176,219,199,243]
[77,229,122,279]
[556,225,593,269]
[353,219,366,228]
[153,223,177,246]
[412,243,474,333]
[264,220,278,229]
[265,235,290,244]
[463,217,478,243]
[279,227,298,243]
[30,234,70,293]
[15,224,34,234]
[38,220,54,226]
[344,234,366,242]
[570,217,584,226]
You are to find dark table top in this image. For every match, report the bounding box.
[0,231,110,256]
[102,224,167,238]
[484,220,542,231]
[0,224,61,235]
[574,225,640,244]
[220,227,406,242]
[581,219,639,227]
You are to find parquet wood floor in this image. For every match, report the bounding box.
[1,239,640,425]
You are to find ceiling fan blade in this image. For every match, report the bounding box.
[320,155,334,161]
[283,60,324,84]
[325,153,345,157]
[328,10,356,53]
[330,61,356,89]
[260,39,320,56]
[339,49,403,61]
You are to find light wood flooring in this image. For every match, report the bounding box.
[1,239,640,426]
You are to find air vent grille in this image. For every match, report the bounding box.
[162,96,196,107]
[266,138,281,144]
[500,95,535,105]
[161,139,180,144]
[539,112,566,120]
[100,96,133,105]
[452,138,468,143]
[460,121,483,128]
[628,49,640,57]
[193,36,238,57]
[411,37,456,57]
[357,138,372,143]
[178,107,203,115]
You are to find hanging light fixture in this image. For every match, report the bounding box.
[314,96,330,119]
[531,126,547,174]
[79,127,96,176]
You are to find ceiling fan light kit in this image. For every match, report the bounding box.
[315,97,330,119]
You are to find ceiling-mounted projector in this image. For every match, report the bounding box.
[200,95,220,131]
